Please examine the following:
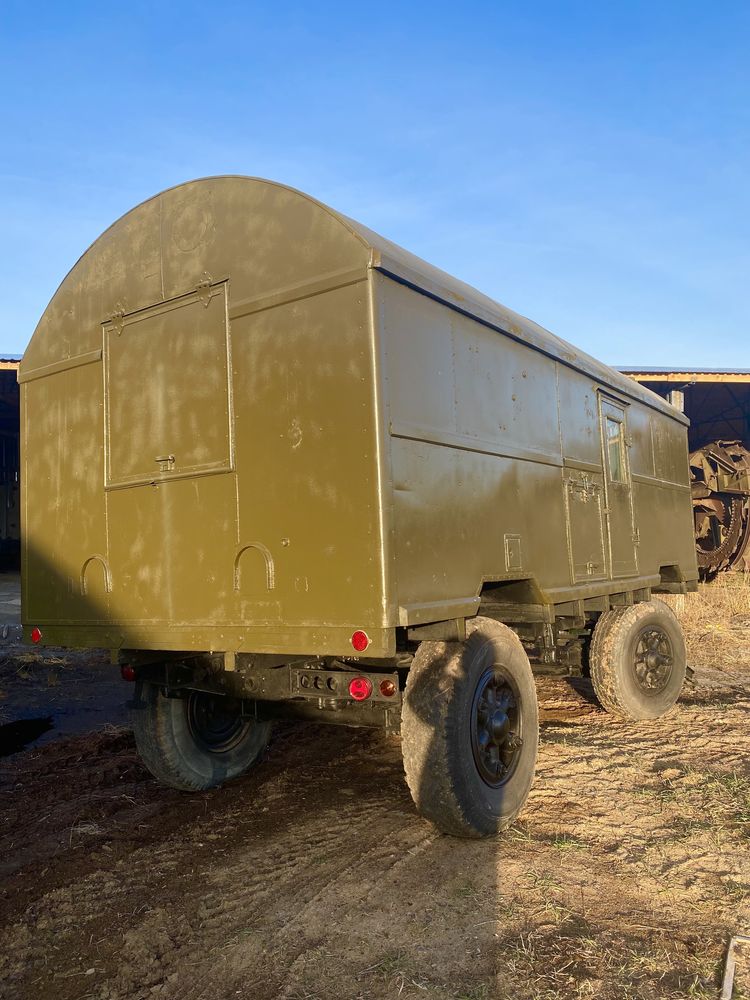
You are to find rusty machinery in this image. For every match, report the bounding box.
[690,440,750,580]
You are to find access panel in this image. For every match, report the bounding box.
[104,281,233,490]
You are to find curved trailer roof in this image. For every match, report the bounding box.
[20,176,685,424]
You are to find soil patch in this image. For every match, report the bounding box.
[0,587,749,999]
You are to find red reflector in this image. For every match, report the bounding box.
[120,664,136,682]
[379,678,397,698]
[351,630,370,652]
[30,627,42,644]
[348,676,373,701]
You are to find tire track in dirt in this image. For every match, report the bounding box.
[165,823,437,1000]
[0,722,425,1000]
[96,757,427,1000]
[2,670,750,1000]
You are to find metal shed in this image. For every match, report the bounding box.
[0,357,20,567]
[620,367,750,451]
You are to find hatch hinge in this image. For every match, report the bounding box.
[196,273,213,308]
[109,302,127,336]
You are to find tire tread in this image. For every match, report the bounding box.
[130,682,271,791]
[401,617,538,838]
[589,601,686,721]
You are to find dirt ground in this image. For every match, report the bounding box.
[1,587,749,1000]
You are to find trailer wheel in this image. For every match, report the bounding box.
[130,681,272,791]
[401,617,538,839]
[589,600,687,720]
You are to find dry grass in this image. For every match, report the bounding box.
[494,928,721,1000]
[660,574,750,669]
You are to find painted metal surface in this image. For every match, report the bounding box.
[20,177,698,657]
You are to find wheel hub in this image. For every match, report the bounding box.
[491,709,510,742]
[634,628,674,694]
[470,669,523,788]
[187,692,250,753]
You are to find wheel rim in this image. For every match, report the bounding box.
[470,668,523,788]
[633,627,674,695]
[186,692,251,753]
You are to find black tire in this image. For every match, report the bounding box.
[130,681,272,791]
[589,600,687,721]
[400,617,538,839]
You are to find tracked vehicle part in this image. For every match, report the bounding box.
[690,441,750,579]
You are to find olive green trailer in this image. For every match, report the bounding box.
[21,177,698,836]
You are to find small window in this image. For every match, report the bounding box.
[606,416,625,482]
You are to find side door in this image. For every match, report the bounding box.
[599,396,639,578]
[563,468,608,583]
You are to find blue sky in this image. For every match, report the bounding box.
[2,1,748,365]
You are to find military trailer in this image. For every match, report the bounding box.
[20,177,698,838]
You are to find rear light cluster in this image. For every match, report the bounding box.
[348,629,397,700]
[30,627,42,644]
[348,676,372,701]
[347,675,398,702]
[379,678,397,698]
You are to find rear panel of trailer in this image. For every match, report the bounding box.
[20,179,393,656]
